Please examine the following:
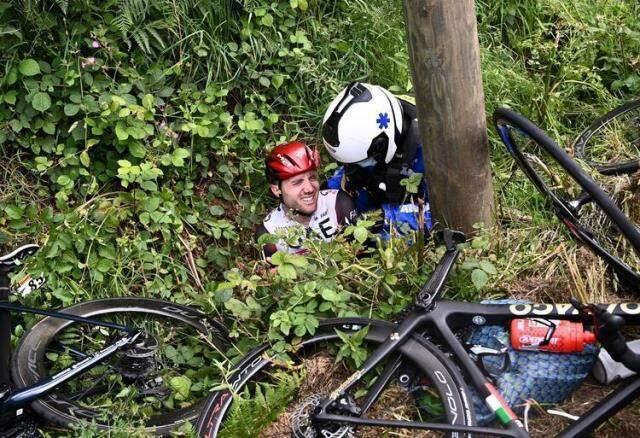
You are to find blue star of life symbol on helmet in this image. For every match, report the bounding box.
[376,112,390,129]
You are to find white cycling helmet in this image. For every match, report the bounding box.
[322,82,403,164]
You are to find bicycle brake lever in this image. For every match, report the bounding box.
[569,297,584,311]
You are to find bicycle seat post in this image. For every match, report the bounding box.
[0,268,11,388]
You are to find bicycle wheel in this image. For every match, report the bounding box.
[196,318,475,437]
[11,297,229,435]
[574,99,640,175]
[494,107,640,288]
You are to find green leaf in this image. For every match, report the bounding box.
[298,0,308,10]
[260,13,274,26]
[3,90,17,105]
[225,298,251,319]
[9,119,22,133]
[353,227,368,244]
[259,76,270,87]
[129,142,147,158]
[115,122,129,141]
[80,151,91,167]
[6,67,17,85]
[96,258,113,273]
[471,269,489,290]
[294,324,306,337]
[460,260,479,270]
[56,175,71,186]
[169,375,192,401]
[479,260,497,275]
[19,59,40,76]
[209,205,224,216]
[270,252,286,266]
[115,387,131,398]
[98,246,116,260]
[245,119,264,131]
[287,254,308,268]
[171,148,190,167]
[64,104,80,116]
[272,74,284,89]
[142,94,155,110]
[43,121,56,135]
[143,197,161,212]
[139,212,150,225]
[140,180,158,191]
[32,92,51,112]
[384,273,398,285]
[5,205,23,220]
[45,352,59,362]
[278,264,297,279]
[321,288,340,302]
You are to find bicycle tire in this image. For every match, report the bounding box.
[494,107,640,288]
[196,317,475,437]
[574,99,640,175]
[11,297,229,435]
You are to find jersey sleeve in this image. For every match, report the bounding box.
[335,190,358,226]
[255,224,278,258]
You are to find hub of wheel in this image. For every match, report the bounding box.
[114,332,159,380]
[291,393,355,438]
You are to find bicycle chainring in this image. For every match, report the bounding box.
[291,393,355,438]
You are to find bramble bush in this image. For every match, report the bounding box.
[0,0,639,363]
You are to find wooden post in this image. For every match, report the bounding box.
[404,0,494,234]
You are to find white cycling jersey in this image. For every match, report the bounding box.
[262,189,343,254]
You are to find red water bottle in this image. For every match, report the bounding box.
[510,318,596,353]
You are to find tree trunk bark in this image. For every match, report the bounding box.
[404,0,494,234]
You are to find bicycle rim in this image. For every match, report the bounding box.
[11,298,229,435]
[197,318,474,438]
[494,108,640,287]
[574,99,640,175]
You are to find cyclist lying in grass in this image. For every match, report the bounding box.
[256,141,357,259]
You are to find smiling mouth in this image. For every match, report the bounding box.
[300,194,316,204]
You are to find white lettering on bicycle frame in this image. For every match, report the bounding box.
[555,303,575,315]
[620,303,640,315]
[532,304,553,315]
[509,304,531,316]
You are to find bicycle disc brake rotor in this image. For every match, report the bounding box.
[291,393,355,438]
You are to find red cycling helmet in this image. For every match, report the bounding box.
[265,141,321,184]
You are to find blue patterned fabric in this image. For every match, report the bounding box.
[467,300,599,424]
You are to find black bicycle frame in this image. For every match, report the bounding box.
[0,271,136,418]
[310,243,640,437]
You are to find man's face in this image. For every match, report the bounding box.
[271,170,320,215]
